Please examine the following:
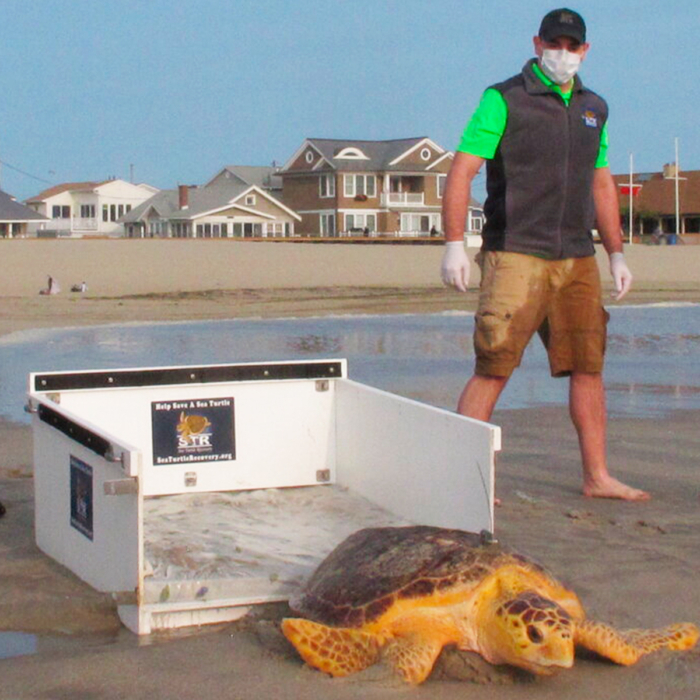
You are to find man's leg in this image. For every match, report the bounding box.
[457,374,509,422]
[569,371,650,501]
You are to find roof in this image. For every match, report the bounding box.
[613,169,700,215]
[121,180,299,223]
[121,189,183,222]
[208,166,283,190]
[282,137,449,173]
[26,181,106,202]
[0,190,49,221]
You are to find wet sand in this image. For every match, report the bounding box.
[1,240,699,698]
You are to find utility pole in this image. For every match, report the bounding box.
[628,152,634,245]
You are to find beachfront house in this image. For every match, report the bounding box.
[0,189,49,238]
[279,137,484,239]
[121,166,300,239]
[614,164,700,242]
[25,179,158,238]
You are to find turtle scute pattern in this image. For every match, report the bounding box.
[282,525,699,684]
[291,525,534,628]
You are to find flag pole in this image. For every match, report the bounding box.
[675,137,681,238]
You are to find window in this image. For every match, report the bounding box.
[469,209,484,232]
[438,175,446,199]
[305,150,314,163]
[345,213,376,232]
[401,213,437,233]
[344,174,376,198]
[52,205,70,219]
[335,147,369,160]
[245,194,256,206]
[266,222,284,237]
[319,174,335,198]
[110,204,117,222]
[80,204,95,218]
[220,222,228,237]
[320,213,336,237]
[102,205,108,222]
[420,147,432,161]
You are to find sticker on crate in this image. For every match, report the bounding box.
[70,455,94,540]
[151,397,236,465]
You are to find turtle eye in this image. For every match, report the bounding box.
[527,625,544,644]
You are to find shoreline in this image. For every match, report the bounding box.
[1,282,700,341]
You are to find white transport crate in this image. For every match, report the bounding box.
[28,359,500,635]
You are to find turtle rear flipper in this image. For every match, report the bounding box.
[575,620,699,665]
[281,618,381,677]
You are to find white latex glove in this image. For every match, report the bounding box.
[609,252,632,301]
[441,241,470,292]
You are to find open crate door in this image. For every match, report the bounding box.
[335,379,499,534]
[31,400,142,595]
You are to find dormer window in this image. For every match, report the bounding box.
[334,147,369,160]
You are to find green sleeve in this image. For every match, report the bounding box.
[456,88,507,159]
[595,121,609,168]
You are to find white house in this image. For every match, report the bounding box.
[25,179,158,237]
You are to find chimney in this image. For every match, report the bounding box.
[178,184,189,209]
[663,163,678,179]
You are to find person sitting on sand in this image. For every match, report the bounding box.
[39,275,61,296]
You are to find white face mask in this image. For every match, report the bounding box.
[540,48,581,85]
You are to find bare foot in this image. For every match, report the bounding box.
[583,476,650,501]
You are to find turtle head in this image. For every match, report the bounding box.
[481,591,575,674]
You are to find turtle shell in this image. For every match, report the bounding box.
[291,525,535,628]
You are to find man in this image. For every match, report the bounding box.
[441,8,649,501]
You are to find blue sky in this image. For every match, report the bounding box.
[1,0,697,201]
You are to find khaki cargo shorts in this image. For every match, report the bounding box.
[474,251,609,378]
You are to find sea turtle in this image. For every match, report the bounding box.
[282,526,698,684]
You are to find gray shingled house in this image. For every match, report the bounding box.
[0,189,48,237]
[121,166,299,239]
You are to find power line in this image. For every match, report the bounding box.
[0,158,54,185]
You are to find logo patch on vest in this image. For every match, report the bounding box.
[582,110,599,128]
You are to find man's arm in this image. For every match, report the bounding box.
[593,166,632,300]
[443,152,485,242]
[440,152,484,291]
[592,166,623,255]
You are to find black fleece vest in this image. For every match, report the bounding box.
[481,59,608,259]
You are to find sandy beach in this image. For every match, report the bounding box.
[1,240,699,699]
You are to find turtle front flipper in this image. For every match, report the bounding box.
[575,619,699,665]
[281,618,381,677]
[382,635,445,685]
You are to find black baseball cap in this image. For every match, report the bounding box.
[539,8,586,43]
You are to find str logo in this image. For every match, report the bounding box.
[582,110,598,128]
[177,411,212,448]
